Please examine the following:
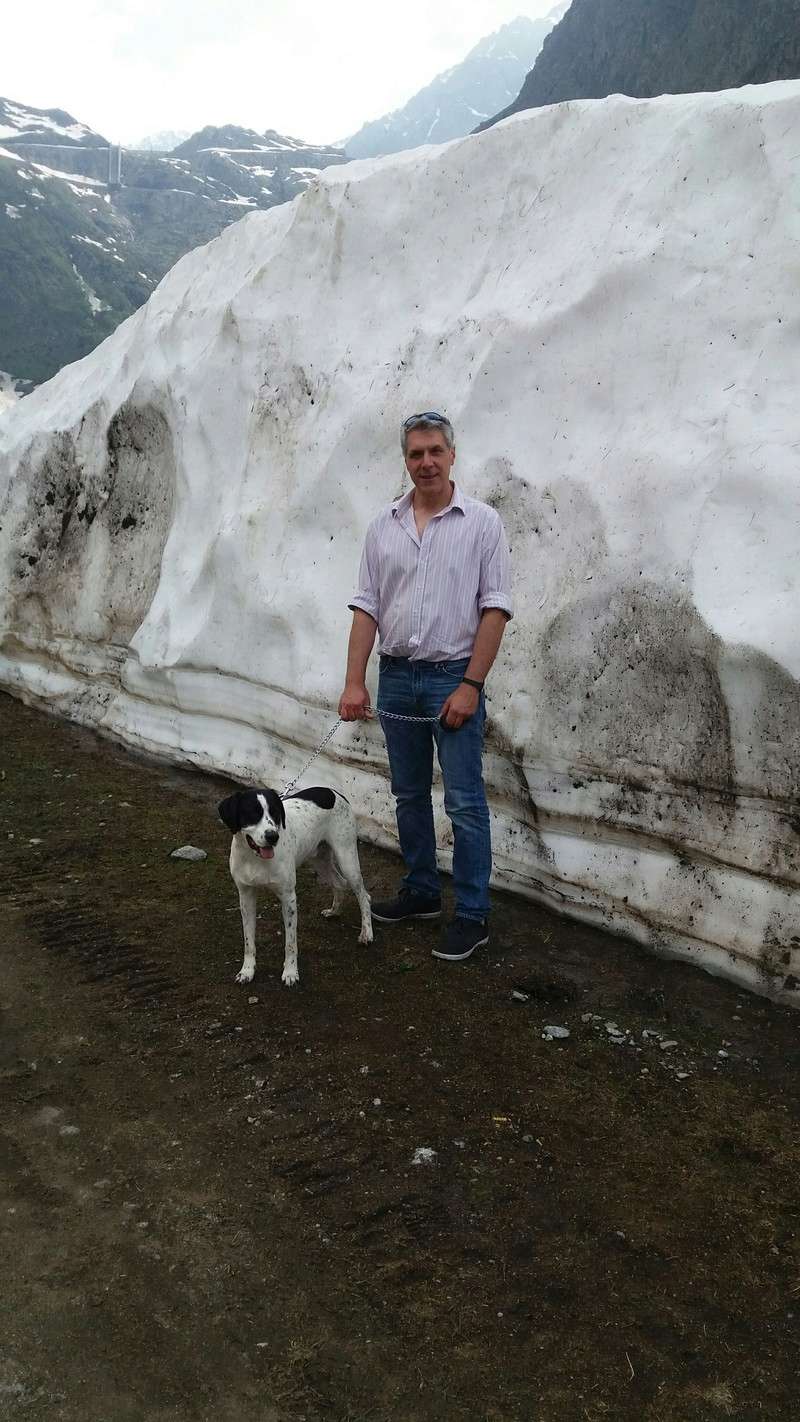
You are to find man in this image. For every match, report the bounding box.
[338,411,512,961]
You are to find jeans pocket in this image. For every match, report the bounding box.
[436,659,471,681]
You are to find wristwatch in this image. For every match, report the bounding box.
[461,676,484,691]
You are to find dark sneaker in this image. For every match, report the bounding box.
[432,917,489,961]
[371,888,442,923]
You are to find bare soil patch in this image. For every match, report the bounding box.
[1,691,798,1421]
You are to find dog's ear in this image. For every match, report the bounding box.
[263,788,286,829]
[217,792,243,833]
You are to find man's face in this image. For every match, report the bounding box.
[404,427,455,499]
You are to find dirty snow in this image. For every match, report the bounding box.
[0,373,22,415]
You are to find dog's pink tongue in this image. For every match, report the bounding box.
[258,846,274,860]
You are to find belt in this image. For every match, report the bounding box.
[380,654,470,666]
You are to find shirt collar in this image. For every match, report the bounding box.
[392,481,466,519]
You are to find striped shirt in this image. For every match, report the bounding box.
[349,482,513,661]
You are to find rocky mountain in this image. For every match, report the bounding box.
[169,125,345,205]
[133,129,191,152]
[345,13,561,159]
[0,98,345,390]
[483,0,800,125]
[0,100,149,393]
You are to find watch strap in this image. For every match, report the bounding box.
[461,676,484,691]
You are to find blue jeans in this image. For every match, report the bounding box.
[377,655,491,921]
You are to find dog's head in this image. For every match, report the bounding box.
[217,787,286,861]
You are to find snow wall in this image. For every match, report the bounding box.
[1,83,798,1004]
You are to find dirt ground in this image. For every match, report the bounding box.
[1,690,798,1422]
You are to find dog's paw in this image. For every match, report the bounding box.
[358,926,374,945]
[281,967,300,987]
[235,966,255,985]
[321,906,339,919]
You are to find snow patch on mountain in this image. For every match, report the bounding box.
[0,373,23,414]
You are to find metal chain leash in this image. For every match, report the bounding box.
[280,708,442,797]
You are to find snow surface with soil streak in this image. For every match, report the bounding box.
[0,82,798,1004]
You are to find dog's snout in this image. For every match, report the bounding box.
[264,832,279,846]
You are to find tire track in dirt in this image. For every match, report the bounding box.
[4,894,180,1010]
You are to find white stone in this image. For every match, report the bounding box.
[411,1147,437,1166]
[1,84,798,1006]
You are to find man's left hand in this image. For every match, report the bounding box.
[440,682,480,729]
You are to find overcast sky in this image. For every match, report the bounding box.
[2,0,558,146]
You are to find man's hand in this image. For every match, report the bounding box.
[440,682,480,729]
[339,682,373,722]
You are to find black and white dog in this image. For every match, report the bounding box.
[217,785,373,986]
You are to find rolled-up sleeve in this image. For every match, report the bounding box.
[478,511,513,619]
[348,523,380,623]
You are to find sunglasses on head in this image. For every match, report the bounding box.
[402,411,449,428]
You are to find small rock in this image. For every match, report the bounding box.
[35,1106,63,1127]
[170,845,207,861]
[542,1025,570,1041]
[511,990,530,1003]
[660,1039,679,1050]
[411,1147,437,1166]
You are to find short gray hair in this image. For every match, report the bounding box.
[401,411,455,455]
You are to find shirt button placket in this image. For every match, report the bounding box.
[411,527,431,653]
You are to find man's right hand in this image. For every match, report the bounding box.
[338,683,373,721]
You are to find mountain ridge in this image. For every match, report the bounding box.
[345,13,561,159]
[482,0,800,126]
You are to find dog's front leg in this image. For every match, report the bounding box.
[236,884,258,984]
[280,888,299,987]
